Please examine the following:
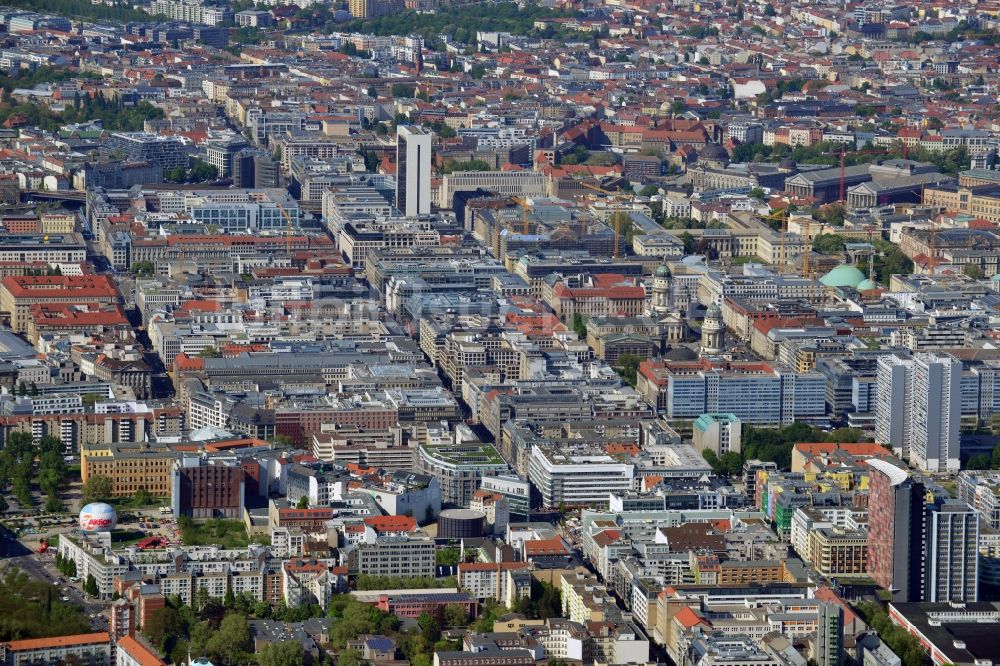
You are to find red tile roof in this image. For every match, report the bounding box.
[364,515,417,533]
[116,636,167,666]
[2,633,111,651]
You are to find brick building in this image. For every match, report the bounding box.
[376,592,477,620]
[172,464,245,519]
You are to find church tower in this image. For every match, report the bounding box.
[651,262,672,315]
[701,302,724,355]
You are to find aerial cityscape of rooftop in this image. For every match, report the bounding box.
[0,0,997,665]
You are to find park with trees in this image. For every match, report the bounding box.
[139,575,565,666]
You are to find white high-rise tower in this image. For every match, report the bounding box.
[395,125,432,218]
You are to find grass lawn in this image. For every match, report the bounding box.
[179,518,257,548]
[111,495,170,510]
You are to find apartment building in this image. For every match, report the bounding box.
[808,527,868,578]
[0,634,112,666]
[107,133,189,170]
[116,636,166,666]
[457,561,531,603]
[875,352,961,472]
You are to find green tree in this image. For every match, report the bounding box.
[679,231,696,254]
[812,233,846,254]
[143,605,185,651]
[442,159,491,174]
[391,83,416,98]
[132,261,155,277]
[255,639,304,666]
[613,354,642,388]
[444,603,469,627]
[436,547,461,566]
[84,574,98,597]
[968,453,991,470]
[191,160,219,182]
[336,650,362,666]
[82,474,113,503]
[963,263,984,280]
[571,313,587,339]
[204,613,251,666]
[134,487,153,506]
[296,495,309,509]
[639,184,660,197]
[418,612,440,644]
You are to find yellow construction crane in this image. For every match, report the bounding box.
[799,217,817,302]
[580,181,627,258]
[276,202,296,257]
[510,195,532,236]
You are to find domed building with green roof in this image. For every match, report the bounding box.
[819,264,867,289]
[856,278,878,291]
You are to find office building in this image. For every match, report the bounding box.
[527,443,635,508]
[923,498,979,602]
[172,462,245,519]
[867,459,924,602]
[637,359,825,425]
[0,233,87,266]
[396,125,432,217]
[355,533,435,578]
[692,413,741,456]
[204,138,249,177]
[439,170,548,209]
[415,441,507,507]
[480,475,531,519]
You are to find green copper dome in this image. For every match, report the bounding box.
[856,278,878,291]
[819,264,867,289]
